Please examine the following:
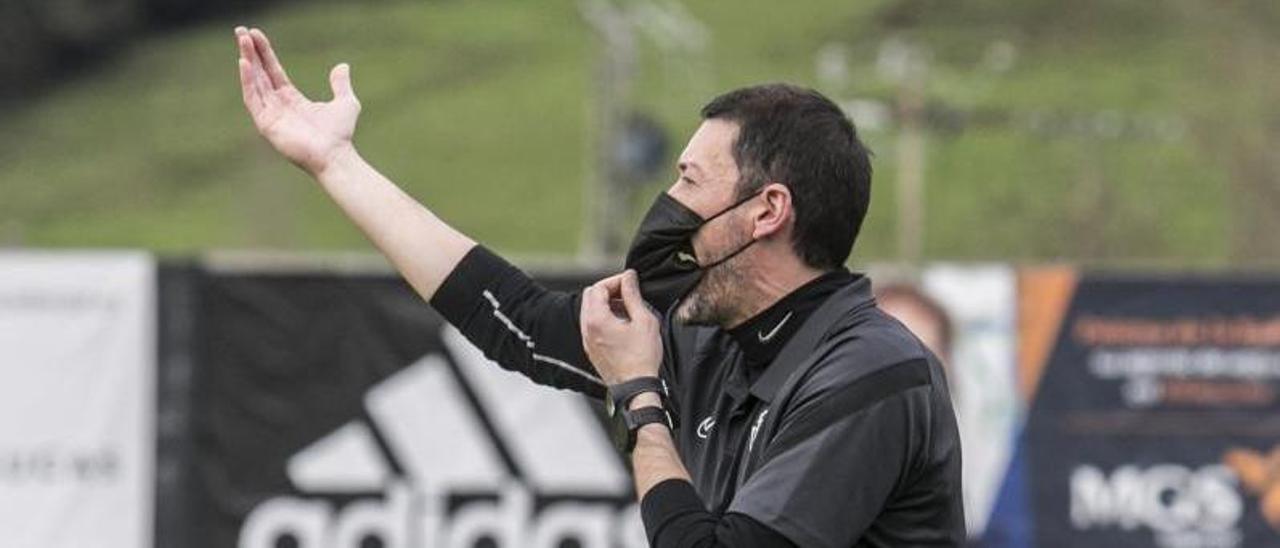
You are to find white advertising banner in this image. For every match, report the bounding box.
[921,265,1019,538]
[0,252,155,548]
[871,264,1019,538]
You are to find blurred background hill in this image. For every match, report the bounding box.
[2,0,1278,265]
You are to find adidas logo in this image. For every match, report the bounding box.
[239,327,647,548]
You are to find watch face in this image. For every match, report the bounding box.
[608,408,630,453]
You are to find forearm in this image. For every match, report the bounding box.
[430,246,605,396]
[314,145,476,301]
[628,394,795,547]
[630,392,692,498]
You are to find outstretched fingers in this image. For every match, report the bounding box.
[235,28,263,111]
[249,28,293,90]
[235,29,273,101]
[238,57,262,113]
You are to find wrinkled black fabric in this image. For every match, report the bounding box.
[624,192,708,312]
[430,246,606,398]
[431,245,966,547]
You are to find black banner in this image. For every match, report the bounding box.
[171,269,646,548]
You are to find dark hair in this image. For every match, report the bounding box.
[700,83,872,270]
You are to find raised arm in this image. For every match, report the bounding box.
[234,27,603,396]
[235,26,473,299]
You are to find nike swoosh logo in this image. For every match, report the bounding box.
[757,311,793,343]
[676,251,698,266]
[696,416,716,439]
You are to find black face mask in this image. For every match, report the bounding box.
[623,191,760,312]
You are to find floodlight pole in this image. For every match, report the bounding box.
[892,45,929,264]
[897,79,926,264]
[579,0,638,262]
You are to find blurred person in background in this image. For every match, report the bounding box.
[235,26,963,547]
[876,283,955,379]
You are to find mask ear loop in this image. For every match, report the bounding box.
[698,188,766,224]
[698,236,757,270]
[690,188,766,269]
[665,233,758,311]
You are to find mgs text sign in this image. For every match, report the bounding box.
[1021,276,1280,548]
[0,252,155,548]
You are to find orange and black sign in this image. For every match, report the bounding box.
[984,271,1280,547]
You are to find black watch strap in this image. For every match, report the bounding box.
[625,405,673,430]
[606,376,669,417]
[622,406,673,452]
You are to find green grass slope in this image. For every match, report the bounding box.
[1,0,1263,265]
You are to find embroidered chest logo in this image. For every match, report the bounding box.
[696,416,716,439]
[747,408,770,453]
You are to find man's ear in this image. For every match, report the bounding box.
[751,183,792,240]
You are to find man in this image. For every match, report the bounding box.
[235,26,963,547]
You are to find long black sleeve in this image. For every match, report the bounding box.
[429,245,605,398]
[641,479,798,548]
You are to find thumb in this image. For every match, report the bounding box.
[329,63,357,101]
[619,269,647,319]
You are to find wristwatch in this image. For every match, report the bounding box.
[604,376,670,417]
[605,377,675,453]
[609,405,674,454]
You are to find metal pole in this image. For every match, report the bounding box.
[895,47,928,264]
[579,0,637,261]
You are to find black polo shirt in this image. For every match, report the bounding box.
[430,246,965,547]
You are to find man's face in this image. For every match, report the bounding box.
[666,119,755,326]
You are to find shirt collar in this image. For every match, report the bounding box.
[745,274,874,403]
[727,270,854,373]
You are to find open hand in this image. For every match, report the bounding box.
[236,27,361,175]
[581,270,663,385]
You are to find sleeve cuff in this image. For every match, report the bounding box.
[641,479,705,544]
[429,245,515,325]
